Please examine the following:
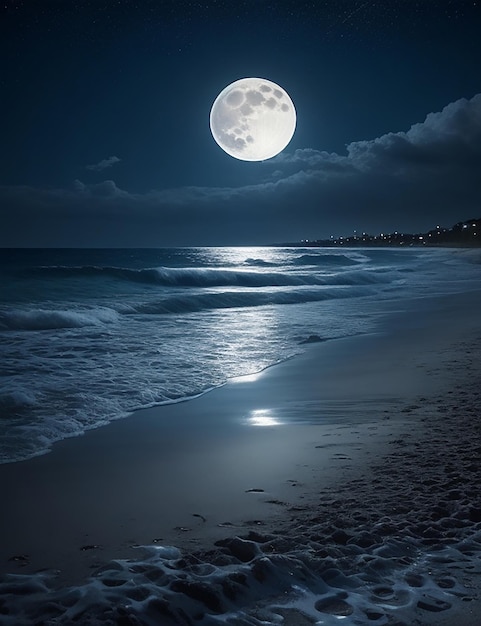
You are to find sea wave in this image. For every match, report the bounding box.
[131,286,373,316]
[0,274,394,331]
[25,264,395,289]
[0,390,38,414]
[291,253,362,266]
[243,258,279,267]
[243,253,363,267]
[0,307,119,331]
[1,287,376,333]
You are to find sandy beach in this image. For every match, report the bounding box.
[1,289,481,624]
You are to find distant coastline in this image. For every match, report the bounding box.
[278,217,481,247]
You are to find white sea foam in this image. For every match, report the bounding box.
[0,390,38,411]
[0,525,478,625]
[0,307,119,331]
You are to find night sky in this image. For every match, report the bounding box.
[1,0,480,247]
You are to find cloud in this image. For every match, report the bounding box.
[1,93,480,246]
[86,156,121,172]
[273,94,481,176]
[73,179,130,198]
[345,94,481,170]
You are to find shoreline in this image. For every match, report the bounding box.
[1,331,414,584]
[1,289,481,623]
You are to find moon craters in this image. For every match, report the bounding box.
[246,90,265,107]
[226,90,244,108]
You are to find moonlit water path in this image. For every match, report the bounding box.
[1,246,480,463]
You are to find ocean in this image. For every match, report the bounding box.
[1,246,480,465]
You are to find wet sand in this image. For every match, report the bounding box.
[1,290,481,624]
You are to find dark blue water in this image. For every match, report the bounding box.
[1,246,479,463]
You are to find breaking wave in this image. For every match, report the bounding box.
[131,286,372,316]
[22,264,396,290]
[291,253,362,266]
[0,283,381,332]
[0,307,119,331]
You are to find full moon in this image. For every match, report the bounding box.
[210,77,296,161]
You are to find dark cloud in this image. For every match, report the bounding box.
[86,156,121,172]
[73,179,129,199]
[346,95,481,169]
[1,94,480,247]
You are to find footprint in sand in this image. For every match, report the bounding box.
[417,597,452,612]
[435,577,456,589]
[315,594,353,617]
[405,572,425,587]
